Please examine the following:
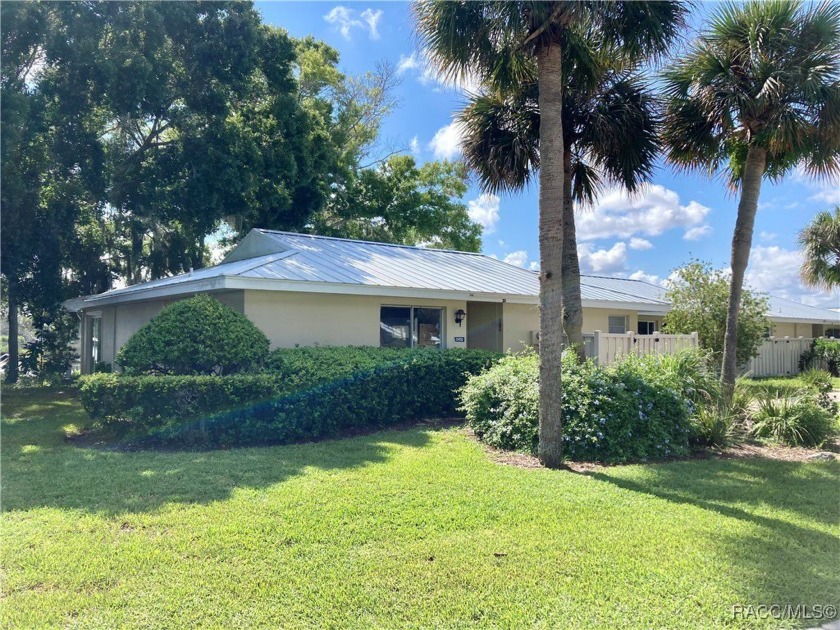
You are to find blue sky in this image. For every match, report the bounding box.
[256,1,840,308]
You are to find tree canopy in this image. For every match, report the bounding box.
[0,1,483,382]
[664,261,770,368]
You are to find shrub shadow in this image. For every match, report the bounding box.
[1,389,435,516]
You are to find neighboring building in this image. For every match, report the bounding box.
[66,229,840,373]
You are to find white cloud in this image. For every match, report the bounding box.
[683,224,713,241]
[529,261,539,271]
[629,270,663,286]
[759,231,777,241]
[577,242,628,275]
[409,136,420,155]
[467,193,500,233]
[428,121,462,160]
[629,238,653,251]
[396,49,482,94]
[746,245,835,307]
[360,8,383,39]
[397,52,421,74]
[809,186,840,206]
[323,6,382,40]
[577,184,711,242]
[503,250,529,268]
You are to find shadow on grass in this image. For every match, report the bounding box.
[1,388,434,516]
[585,460,840,615]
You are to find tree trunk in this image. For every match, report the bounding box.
[721,146,766,398]
[537,43,565,469]
[5,280,19,384]
[561,148,584,361]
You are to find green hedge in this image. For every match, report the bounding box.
[117,295,270,375]
[263,346,422,389]
[79,349,498,447]
[460,349,698,463]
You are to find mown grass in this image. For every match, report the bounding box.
[741,374,840,396]
[2,388,839,629]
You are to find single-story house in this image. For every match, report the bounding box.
[66,229,840,373]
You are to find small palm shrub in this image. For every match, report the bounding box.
[749,389,838,447]
[799,368,836,414]
[803,339,840,376]
[117,295,270,375]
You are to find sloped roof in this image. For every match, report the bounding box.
[68,229,839,324]
[766,294,840,324]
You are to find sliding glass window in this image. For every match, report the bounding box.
[380,306,443,348]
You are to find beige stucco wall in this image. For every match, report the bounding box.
[502,303,539,352]
[583,308,641,334]
[495,305,665,352]
[770,321,819,338]
[82,291,245,370]
[244,290,469,349]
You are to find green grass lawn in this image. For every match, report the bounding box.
[741,374,840,395]
[2,389,839,629]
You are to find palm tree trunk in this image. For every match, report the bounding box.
[562,148,584,361]
[537,43,565,469]
[5,279,20,384]
[721,146,766,398]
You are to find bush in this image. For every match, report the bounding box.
[80,349,498,447]
[799,368,836,413]
[460,350,695,463]
[117,295,270,375]
[458,350,540,454]
[264,346,418,389]
[802,338,840,376]
[749,389,838,447]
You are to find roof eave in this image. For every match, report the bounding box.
[72,276,228,310]
[225,276,540,304]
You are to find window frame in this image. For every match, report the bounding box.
[608,315,628,334]
[637,320,656,335]
[379,305,446,349]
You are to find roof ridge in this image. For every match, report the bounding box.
[257,229,488,257]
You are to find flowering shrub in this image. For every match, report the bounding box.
[460,349,696,463]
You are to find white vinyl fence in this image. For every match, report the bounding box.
[585,331,699,366]
[745,337,814,378]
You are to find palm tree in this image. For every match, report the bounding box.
[662,0,840,397]
[415,0,685,467]
[457,32,660,359]
[800,207,840,289]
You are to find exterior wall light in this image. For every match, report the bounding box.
[455,309,466,327]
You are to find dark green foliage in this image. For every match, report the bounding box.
[803,338,840,376]
[19,310,79,378]
[460,350,697,464]
[265,346,422,389]
[79,348,498,447]
[310,156,482,252]
[116,295,269,375]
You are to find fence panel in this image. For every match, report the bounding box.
[591,331,698,366]
[746,337,813,377]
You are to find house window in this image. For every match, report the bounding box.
[88,315,102,366]
[826,328,840,338]
[608,315,627,334]
[638,320,655,335]
[380,306,443,348]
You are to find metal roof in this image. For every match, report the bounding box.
[69,229,839,324]
[766,294,840,324]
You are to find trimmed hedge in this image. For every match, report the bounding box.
[79,349,498,447]
[263,346,423,389]
[117,294,270,375]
